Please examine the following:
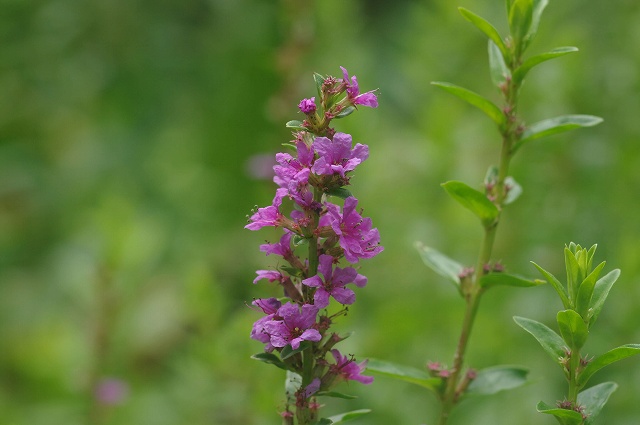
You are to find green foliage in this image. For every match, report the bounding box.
[515,115,604,152]
[513,316,566,365]
[432,82,506,127]
[366,358,442,392]
[414,242,463,290]
[479,272,544,289]
[458,7,507,57]
[577,345,640,387]
[579,382,618,425]
[536,401,584,424]
[464,365,529,397]
[556,309,588,351]
[251,352,288,371]
[325,409,372,424]
[441,180,500,227]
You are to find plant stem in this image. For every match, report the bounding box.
[437,65,521,425]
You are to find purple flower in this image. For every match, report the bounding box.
[264,302,321,350]
[340,67,378,108]
[330,350,374,384]
[253,269,284,284]
[302,254,367,308]
[245,188,287,230]
[298,97,317,114]
[311,132,369,178]
[273,141,316,209]
[326,197,383,263]
[260,231,294,258]
[250,298,282,352]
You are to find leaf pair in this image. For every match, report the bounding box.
[514,316,640,389]
[365,358,529,400]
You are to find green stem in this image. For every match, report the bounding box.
[567,349,581,403]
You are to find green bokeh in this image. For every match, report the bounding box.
[1,0,639,424]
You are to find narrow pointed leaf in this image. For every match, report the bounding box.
[536,401,584,424]
[488,40,510,88]
[525,0,549,49]
[514,46,578,83]
[251,352,288,371]
[326,187,353,199]
[441,181,500,227]
[432,82,506,127]
[508,0,533,46]
[327,409,372,424]
[286,120,306,131]
[577,344,640,387]
[366,358,441,391]
[532,261,571,309]
[314,72,325,100]
[556,309,588,351]
[458,8,507,56]
[415,242,463,289]
[589,269,620,327]
[281,340,311,360]
[516,115,603,150]
[565,246,580,301]
[514,316,566,365]
[312,419,333,425]
[317,391,357,400]
[575,261,606,320]
[465,365,529,397]
[335,105,356,119]
[578,382,618,425]
[479,272,544,289]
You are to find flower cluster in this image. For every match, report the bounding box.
[246,68,381,420]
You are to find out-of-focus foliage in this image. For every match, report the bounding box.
[1,0,639,424]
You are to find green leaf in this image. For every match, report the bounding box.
[577,344,640,387]
[536,401,584,424]
[575,261,606,321]
[479,272,544,289]
[556,309,588,351]
[312,420,333,425]
[513,316,566,365]
[588,269,620,327]
[326,187,353,199]
[578,382,618,425]
[465,365,529,397]
[441,181,500,227]
[291,235,310,248]
[366,358,441,391]
[286,120,306,131]
[458,7,507,56]
[524,0,549,49]
[314,72,325,100]
[565,246,580,301]
[531,261,572,309]
[488,40,510,88]
[335,105,356,119]
[251,352,288,371]
[432,82,505,127]
[326,410,372,424]
[513,47,579,84]
[516,115,603,151]
[503,176,522,205]
[508,0,533,47]
[414,242,463,289]
[281,341,311,360]
[317,391,357,400]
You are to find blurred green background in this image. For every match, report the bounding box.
[1,0,639,424]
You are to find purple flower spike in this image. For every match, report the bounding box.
[245,188,288,230]
[326,197,383,263]
[298,97,317,114]
[302,254,367,308]
[340,67,378,108]
[312,132,369,178]
[331,350,374,385]
[264,303,321,350]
